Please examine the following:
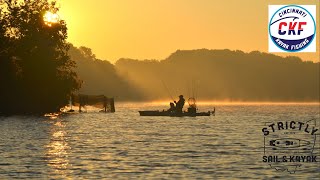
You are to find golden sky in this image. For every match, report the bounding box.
[59,0,319,62]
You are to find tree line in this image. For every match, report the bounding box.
[0,0,80,114]
[115,49,319,102]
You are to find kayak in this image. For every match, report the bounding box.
[138,110,212,117]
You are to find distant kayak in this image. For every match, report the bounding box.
[139,96,215,117]
[139,110,212,117]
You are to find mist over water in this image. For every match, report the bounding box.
[0,103,319,179]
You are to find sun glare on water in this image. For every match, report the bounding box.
[43,11,59,27]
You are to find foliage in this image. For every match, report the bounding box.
[116,49,319,101]
[0,0,81,114]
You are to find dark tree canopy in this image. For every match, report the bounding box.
[0,0,81,114]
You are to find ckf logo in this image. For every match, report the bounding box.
[268,5,316,52]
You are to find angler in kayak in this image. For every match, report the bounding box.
[174,95,185,113]
[139,95,214,117]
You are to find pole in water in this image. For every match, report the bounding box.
[212,107,216,116]
[69,96,73,110]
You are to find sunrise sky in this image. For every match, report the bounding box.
[59,0,319,63]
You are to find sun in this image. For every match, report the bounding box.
[43,11,60,27]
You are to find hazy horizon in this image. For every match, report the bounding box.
[68,47,319,102]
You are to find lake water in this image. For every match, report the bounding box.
[0,103,319,179]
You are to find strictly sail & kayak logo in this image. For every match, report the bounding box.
[262,118,320,174]
[268,5,316,52]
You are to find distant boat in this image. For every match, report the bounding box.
[139,97,215,117]
[138,95,215,117]
[139,110,213,117]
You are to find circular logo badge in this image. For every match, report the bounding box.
[269,5,316,52]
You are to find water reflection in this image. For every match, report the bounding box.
[1,104,318,179]
[46,119,71,177]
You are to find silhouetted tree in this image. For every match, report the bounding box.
[79,46,96,59]
[0,0,81,114]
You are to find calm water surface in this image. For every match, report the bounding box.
[0,103,319,179]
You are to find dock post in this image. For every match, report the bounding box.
[103,96,107,113]
[110,98,115,112]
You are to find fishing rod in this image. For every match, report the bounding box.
[186,81,190,98]
[192,80,195,99]
[161,80,175,101]
[194,80,199,100]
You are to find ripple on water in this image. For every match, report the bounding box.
[0,103,319,179]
